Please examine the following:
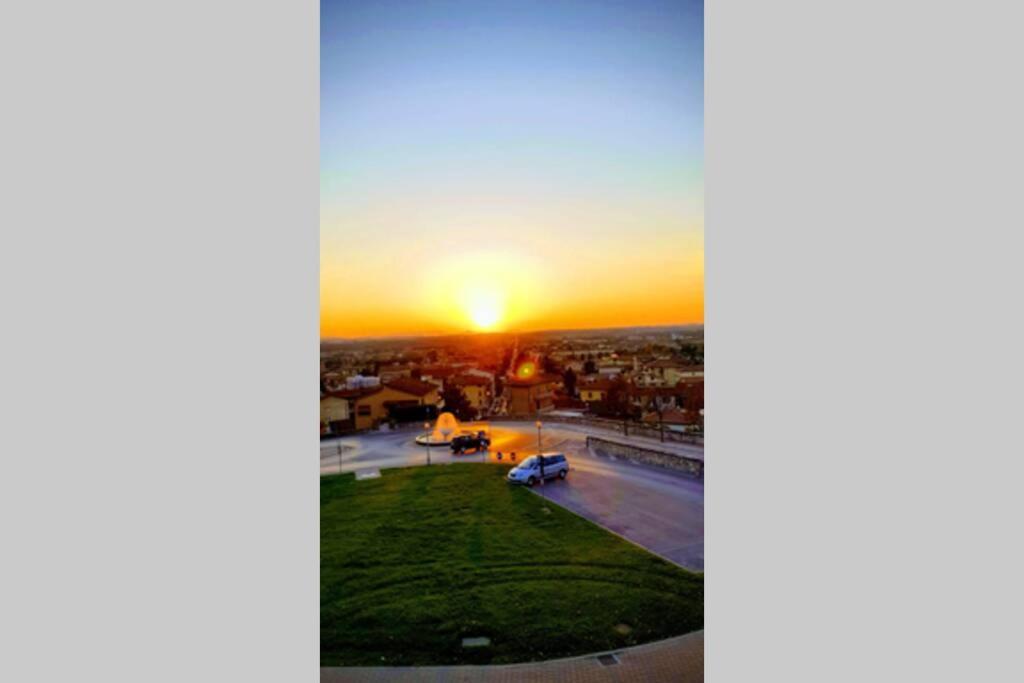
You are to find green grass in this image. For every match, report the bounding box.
[321,464,703,666]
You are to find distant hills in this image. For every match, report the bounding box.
[321,324,703,349]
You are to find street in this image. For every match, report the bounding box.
[320,421,704,571]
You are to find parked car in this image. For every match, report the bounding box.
[506,453,569,486]
[450,431,490,454]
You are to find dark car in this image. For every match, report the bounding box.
[450,431,490,454]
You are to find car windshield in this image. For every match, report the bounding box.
[518,457,537,469]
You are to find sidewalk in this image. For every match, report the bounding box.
[321,630,703,683]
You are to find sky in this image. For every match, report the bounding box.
[321,0,703,338]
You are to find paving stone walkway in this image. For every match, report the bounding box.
[320,630,703,683]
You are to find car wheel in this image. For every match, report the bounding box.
[527,476,536,487]
[559,469,567,480]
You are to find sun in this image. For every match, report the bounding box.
[464,286,506,331]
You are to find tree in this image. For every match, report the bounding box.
[562,367,577,398]
[683,381,704,413]
[542,355,559,375]
[606,376,632,415]
[583,359,597,375]
[594,376,634,419]
[650,393,674,442]
[678,342,703,365]
[440,385,474,421]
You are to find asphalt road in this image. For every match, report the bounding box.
[320,421,704,571]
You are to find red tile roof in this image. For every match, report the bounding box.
[322,387,381,401]
[579,379,616,391]
[420,366,458,378]
[383,377,439,397]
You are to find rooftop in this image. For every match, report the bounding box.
[384,377,439,397]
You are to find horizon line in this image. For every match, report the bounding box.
[320,322,704,343]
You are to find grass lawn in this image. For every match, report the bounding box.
[321,463,703,666]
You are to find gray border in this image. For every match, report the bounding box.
[707,0,1024,681]
[1,1,319,681]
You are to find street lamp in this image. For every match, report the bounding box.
[536,419,544,485]
[423,422,432,466]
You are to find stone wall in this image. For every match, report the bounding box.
[490,415,703,447]
[586,436,704,479]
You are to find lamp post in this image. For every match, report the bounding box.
[536,419,544,485]
[424,422,432,466]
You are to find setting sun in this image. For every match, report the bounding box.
[465,286,506,331]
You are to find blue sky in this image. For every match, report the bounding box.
[321,0,704,336]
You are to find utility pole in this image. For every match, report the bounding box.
[424,422,432,466]
[536,418,544,485]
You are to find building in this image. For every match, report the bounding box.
[449,374,493,416]
[321,372,345,392]
[645,360,704,386]
[378,363,413,383]
[579,378,614,404]
[320,392,353,435]
[641,407,701,432]
[506,374,556,415]
[419,365,458,389]
[345,375,381,389]
[348,378,441,430]
[629,385,681,411]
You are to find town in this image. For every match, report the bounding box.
[320,325,704,439]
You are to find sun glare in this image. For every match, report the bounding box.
[465,286,505,331]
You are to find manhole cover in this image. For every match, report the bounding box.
[462,637,491,648]
[597,653,619,666]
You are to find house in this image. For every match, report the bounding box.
[461,367,495,384]
[320,392,353,435]
[506,374,556,415]
[597,363,628,378]
[641,408,701,432]
[449,374,493,415]
[378,363,413,383]
[419,365,458,389]
[348,378,441,430]
[645,360,704,386]
[579,378,615,404]
[345,374,381,390]
[630,385,682,412]
[321,371,345,392]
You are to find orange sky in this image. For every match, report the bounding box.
[320,0,703,339]
[320,215,703,338]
